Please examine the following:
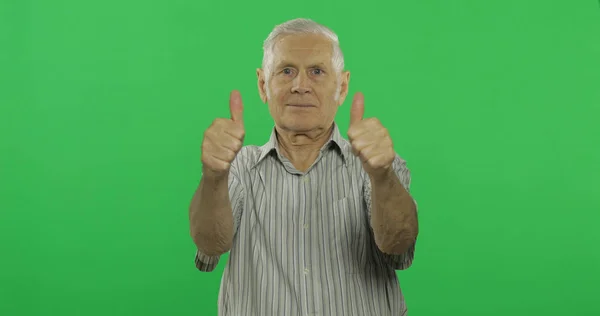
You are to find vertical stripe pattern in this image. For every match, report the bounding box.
[195,122,417,316]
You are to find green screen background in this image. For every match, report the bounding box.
[1,0,599,315]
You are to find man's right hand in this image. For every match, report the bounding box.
[201,90,245,180]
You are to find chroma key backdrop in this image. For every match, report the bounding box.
[1,0,599,315]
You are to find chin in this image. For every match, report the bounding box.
[285,124,314,132]
[280,119,317,132]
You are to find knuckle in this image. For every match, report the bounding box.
[220,160,231,170]
[227,151,236,162]
[201,140,211,153]
[204,129,216,141]
[210,118,227,130]
[233,126,245,139]
[232,139,242,151]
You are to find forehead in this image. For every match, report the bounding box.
[272,33,333,65]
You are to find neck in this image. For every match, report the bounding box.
[275,124,334,172]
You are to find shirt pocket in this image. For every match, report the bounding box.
[330,197,361,274]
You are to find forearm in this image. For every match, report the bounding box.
[189,175,234,256]
[369,169,418,255]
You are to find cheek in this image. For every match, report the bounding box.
[267,91,286,115]
[277,92,287,104]
[268,84,286,103]
[318,83,337,99]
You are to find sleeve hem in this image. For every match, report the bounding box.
[194,249,221,272]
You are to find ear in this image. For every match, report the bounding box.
[256,68,267,104]
[336,70,351,106]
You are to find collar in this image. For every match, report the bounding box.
[251,122,349,169]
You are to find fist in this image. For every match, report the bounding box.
[201,90,245,180]
[347,92,395,179]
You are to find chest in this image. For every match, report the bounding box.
[242,166,369,249]
[253,164,365,217]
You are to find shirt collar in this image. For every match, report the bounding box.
[251,122,349,169]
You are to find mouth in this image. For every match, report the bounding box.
[287,104,315,108]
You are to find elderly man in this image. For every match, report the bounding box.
[189,18,419,316]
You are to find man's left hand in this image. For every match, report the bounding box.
[347,92,396,180]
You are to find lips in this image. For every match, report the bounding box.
[287,104,315,107]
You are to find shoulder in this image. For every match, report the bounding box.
[228,145,263,176]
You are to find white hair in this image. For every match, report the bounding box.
[261,18,345,100]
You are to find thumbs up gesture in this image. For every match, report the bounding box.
[201,90,246,180]
[347,92,395,179]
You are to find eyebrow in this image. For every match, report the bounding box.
[275,62,328,69]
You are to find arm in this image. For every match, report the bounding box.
[370,173,418,254]
[190,90,246,271]
[189,170,245,272]
[365,155,419,268]
[346,92,418,268]
[189,174,234,257]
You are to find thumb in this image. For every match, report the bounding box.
[349,92,364,126]
[229,90,244,125]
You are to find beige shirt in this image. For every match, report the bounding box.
[195,122,417,316]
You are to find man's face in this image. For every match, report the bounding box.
[257,33,350,133]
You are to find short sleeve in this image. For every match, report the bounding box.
[363,154,418,270]
[194,169,245,272]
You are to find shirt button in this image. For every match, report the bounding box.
[303,176,310,183]
[304,268,309,275]
[304,224,308,229]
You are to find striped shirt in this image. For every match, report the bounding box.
[195,122,417,316]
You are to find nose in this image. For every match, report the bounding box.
[291,72,311,94]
